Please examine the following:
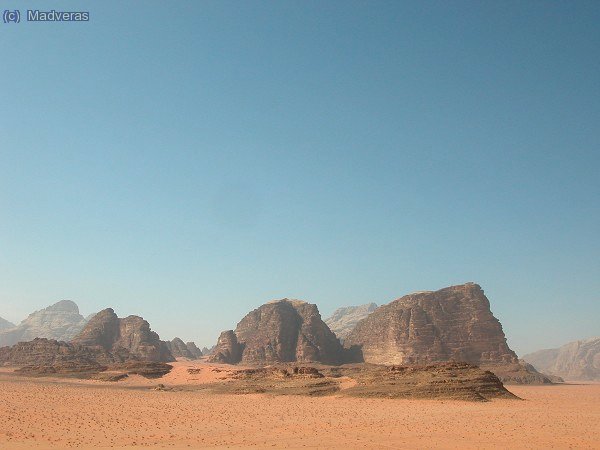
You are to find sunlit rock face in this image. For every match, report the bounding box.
[344,283,518,366]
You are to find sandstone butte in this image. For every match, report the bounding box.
[207,284,554,384]
[344,283,517,366]
[209,299,343,365]
[71,308,174,363]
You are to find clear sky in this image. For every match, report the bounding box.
[1,1,598,355]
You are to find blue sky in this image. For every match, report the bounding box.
[1,1,598,354]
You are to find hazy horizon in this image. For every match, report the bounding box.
[1,1,599,356]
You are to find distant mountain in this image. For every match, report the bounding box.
[0,300,89,347]
[324,303,377,341]
[0,317,15,331]
[523,337,600,381]
[165,338,202,359]
[201,345,215,356]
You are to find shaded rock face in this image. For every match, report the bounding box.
[209,299,343,365]
[0,300,89,347]
[523,337,600,381]
[344,283,518,366]
[325,303,377,341]
[72,308,174,363]
[166,338,202,359]
[0,317,15,331]
[209,330,243,364]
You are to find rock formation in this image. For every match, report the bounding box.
[0,317,15,331]
[344,283,518,366]
[209,299,343,365]
[0,338,117,371]
[325,303,377,341]
[202,345,215,356]
[165,338,202,359]
[72,308,174,362]
[524,337,600,381]
[185,341,203,359]
[209,330,243,364]
[0,338,173,379]
[0,300,89,347]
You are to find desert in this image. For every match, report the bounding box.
[1,284,599,448]
[0,361,599,449]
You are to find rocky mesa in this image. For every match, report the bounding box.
[209,299,343,365]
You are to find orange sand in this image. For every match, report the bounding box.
[0,362,598,449]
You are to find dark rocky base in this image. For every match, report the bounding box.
[198,362,518,402]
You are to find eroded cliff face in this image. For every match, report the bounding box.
[72,308,174,362]
[209,330,242,364]
[344,283,518,366]
[209,299,343,365]
[524,337,600,381]
[0,300,89,347]
[0,338,118,369]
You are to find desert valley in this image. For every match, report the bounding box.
[0,282,598,449]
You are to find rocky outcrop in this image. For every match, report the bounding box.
[0,317,15,331]
[72,308,174,362]
[209,330,243,364]
[340,362,518,402]
[202,345,215,356]
[523,337,600,381]
[325,303,377,341]
[209,299,343,365]
[0,300,89,347]
[206,362,517,402]
[0,338,119,371]
[0,338,173,379]
[482,360,557,385]
[344,283,518,366]
[165,338,202,359]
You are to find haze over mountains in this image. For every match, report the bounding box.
[0,317,15,331]
[524,337,600,381]
[324,303,377,342]
[0,300,90,347]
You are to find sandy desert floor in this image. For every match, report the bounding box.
[0,362,598,449]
